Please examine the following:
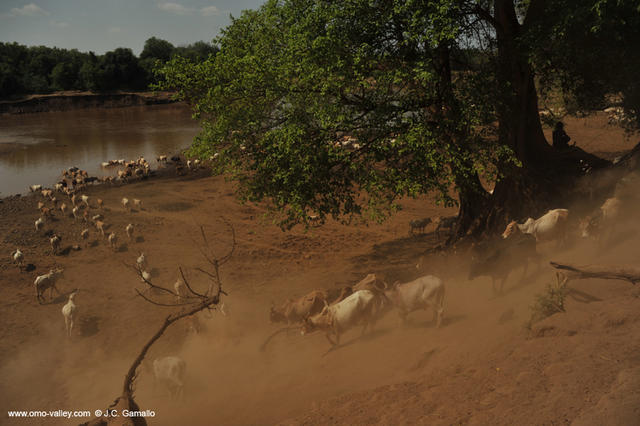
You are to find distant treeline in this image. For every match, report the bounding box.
[0,37,218,98]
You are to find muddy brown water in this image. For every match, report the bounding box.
[0,104,200,196]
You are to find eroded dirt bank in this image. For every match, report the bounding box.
[1,116,640,425]
[0,91,178,115]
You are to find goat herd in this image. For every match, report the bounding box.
[9,154,214,334]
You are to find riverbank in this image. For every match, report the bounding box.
[0,91,180,115]
[1,166,639,425]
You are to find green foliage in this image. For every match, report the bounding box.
[531,0,640,125]
[0,37,217,98]
[157,0,498,229]
[528,275,568,327]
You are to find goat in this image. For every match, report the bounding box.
[137,252,146,270]
[35,217,44,231]
[95,220,106,238]
[97,198,104,209]
[409,218,432,235]
[50,234,61,255]
[34,268,64,302]
[133,199,142,210]
[12,248,24,268]
[125,223,134,240]
[122,197,130,211]
[72,206,80,220]
[108,232,118,250]
[81,194,90,208]
[62,292,77,337]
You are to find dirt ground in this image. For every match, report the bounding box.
[1,112,640,426]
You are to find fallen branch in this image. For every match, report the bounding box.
[550,261,640,285]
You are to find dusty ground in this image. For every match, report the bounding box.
[1,113,640,426]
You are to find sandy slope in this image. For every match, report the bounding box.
[1,115,639,425]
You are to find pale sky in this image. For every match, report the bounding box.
[0,0,264,54]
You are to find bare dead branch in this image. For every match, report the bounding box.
[134,288,194,307]
[122,292,221,396]
[179,266,206,298]
[128,263,178,298]
[550,261,640,285]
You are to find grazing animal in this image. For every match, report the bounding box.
[174,278,187,299]
[34,268,64,302]
[35,217,44,231]
[122,197,130,211]
[81,194,90,208]
[125,223,134,240]
[92,214,103,222]
[384,275,445,327]
[301,290,381,346]
[62,292,77,337]
[50,234,61,254]
[157,155,168,162]
[435,216,457,241]
[40,207,52,217]
[80,228,89,240]
[82,209,90,222]
[137,252,147,270]
[409,218,432,235]
[502,208,569,245]
[97,198,104,209]
[469,233,539,294]
[579,197,622,244]
[37,201,45,210]
[153,356,186,399]
[133,199,142,210]
[60,203,68,214]
[72,206,80,220]
[11,248,24,267]
[270,290,327,325]
[108,232,118,250]
[71,194,78,206]
[140,270,151,282]
[95,220,106,238]
[29,184,42,192]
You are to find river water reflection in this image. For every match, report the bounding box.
[0,104,200,196]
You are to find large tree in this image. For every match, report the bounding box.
[157,0,639,236]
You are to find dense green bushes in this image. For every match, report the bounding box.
[0,38,218,98]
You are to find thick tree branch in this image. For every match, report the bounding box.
[550,261,640,285]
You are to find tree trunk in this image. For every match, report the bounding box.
[494,0,554,166]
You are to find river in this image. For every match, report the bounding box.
[0,104,200,196]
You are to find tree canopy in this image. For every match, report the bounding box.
[0,38,218,98]
[156,0,639,232]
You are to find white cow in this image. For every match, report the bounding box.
[153,356,186,399]
[301,290,380,346]
[384,275,445,327]
[502,208,569,244]
[579,197,622,243]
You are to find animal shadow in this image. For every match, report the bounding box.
[58,246,73,256]
[135,236,145,243]
[89,240,99,247]
[24,263,36,272]
[118,244,129,253]
[79,315,100,337]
